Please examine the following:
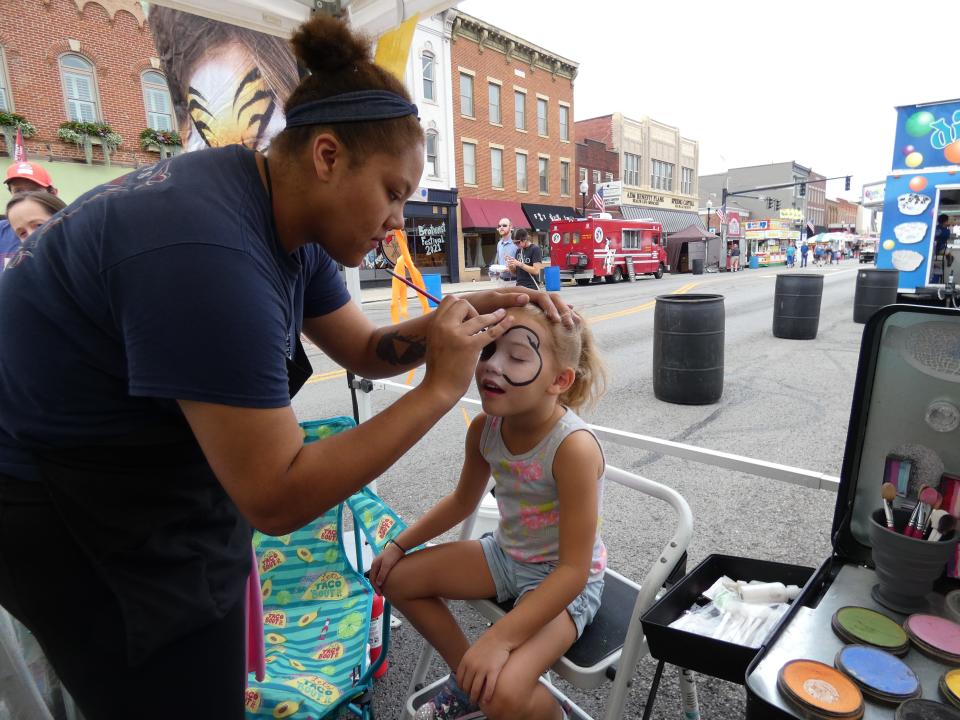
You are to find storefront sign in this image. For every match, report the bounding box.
[727,217,741,237]
[891,100,960,171]
[861,182,886,207]
[745,221,768,231]
[414,221,447,255]
[624,190,695,210]
[779,208,803,221]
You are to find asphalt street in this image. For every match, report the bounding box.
[292,262,865,719]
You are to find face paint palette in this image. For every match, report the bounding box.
[896,698,960,720]
[777,659,864,719]
[904,614,960,664]
[831,606,910,656]
[833,645,921,704]
[940,668,960,709]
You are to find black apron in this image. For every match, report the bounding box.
[35,339,314,666]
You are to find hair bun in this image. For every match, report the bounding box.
[290,14,371,75]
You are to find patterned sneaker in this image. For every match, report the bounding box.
[415,676,485,720]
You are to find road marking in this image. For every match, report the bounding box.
[305,368,346,385]
[461,406,472,427]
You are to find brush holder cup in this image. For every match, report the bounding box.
[869,510,958,614]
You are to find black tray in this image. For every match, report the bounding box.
[641,553,815,684]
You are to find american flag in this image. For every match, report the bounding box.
[592,186,604,211]
[715,206,726,223]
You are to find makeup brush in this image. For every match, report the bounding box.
[929,514,958,543]
[903,486,927,536]
[926,509,949,541]
[908,486,941,538]
[881,482,897,530]
[919,493,944,537]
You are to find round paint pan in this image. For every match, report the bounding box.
[941,669,960,709]
[946,590,960,625]
[833,606,910,655]
[834,645,920,704]
[778,659,864,719]
[896,698,960,720]
[905,614,960,663]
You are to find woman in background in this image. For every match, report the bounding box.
[4,190,67,243]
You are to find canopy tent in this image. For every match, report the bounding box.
[149,0,460,38]
[665,224,722,273]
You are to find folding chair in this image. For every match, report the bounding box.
[404,465,693,720]
[246,417,408,720]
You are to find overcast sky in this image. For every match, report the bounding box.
[456,0,951,201]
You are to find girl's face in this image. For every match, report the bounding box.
[475,314,568,416]
[7,199,54,242]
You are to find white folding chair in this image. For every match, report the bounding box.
[403,464,694,720]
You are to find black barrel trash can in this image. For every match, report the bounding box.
[691,258,704,275]
[853,268,899,324]
[653,294,725,405]
[772,273,824,340]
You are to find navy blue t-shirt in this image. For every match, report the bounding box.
[0,146,350,480]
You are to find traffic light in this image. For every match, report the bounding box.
[775,200,781,211]
[767,197,773,209]
[799,183,806,197]
[845,176,851,191]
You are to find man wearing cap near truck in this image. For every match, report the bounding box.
[1,162,58,265]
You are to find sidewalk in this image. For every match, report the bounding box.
[360,278,501,303]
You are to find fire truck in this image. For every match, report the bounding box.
[549,216,667,285]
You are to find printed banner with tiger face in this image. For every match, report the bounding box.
[147,4,299,152]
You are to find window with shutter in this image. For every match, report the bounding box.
[141,71,176,132]
[59,54,100,123]
[0,47,10,111]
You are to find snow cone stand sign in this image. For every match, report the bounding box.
[877,99,960,292]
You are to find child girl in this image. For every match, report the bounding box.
[371,305,607,720]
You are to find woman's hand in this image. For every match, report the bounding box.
[456,631,512,705]
[421,296,512,405]
[369,542,404,594]
[465,288,575,327]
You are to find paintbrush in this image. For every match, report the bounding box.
[929,514,958,543]
[385,269,442,305]
[919,493,944,537]
[926,509,949,541]
[908,486,941,538]
[903,486,927,536]
[881,482,897,530]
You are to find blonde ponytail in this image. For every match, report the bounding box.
[559,319,607,412]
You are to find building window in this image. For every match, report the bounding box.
[681,167,694,195]
[459,72,474,117]
[0,47,10,111]
[624,152,640,186]
[605,172,613,182]
[422,51,435,101]
[592,169,600,185]
[622,229,641,249]
[579,167,587,183]
[59,53,100,122]
[141,71,175,131]
[462,141,476,184]
[488,82,501,125]
[539,157,548,193]
[491,147,503,188]
[651,160,675,191]
[425,130,438,177]
[559,104,569,141]
[516,152,528,191]
[560,161,570,196]
[537,98,548,136]
[514,91,525,130]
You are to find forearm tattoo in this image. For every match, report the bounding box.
[376,332,427,366]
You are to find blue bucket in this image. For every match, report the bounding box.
[422,274,442,308]
[749,255,759,270]
[544,265,561,292]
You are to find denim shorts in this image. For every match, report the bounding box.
[478,533,604,639]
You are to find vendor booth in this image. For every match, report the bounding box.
[744,220,801,266]
[666,224,722,274]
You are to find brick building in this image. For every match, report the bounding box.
[450,11,578,279]
[806,170,827,235]
[826,197,858,231]
[0,0,174,201]
[575,137,618,215]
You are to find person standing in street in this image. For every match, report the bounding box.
[800,242,809,268]
[786,242,796,268]
[731,242,741,271]
[506,228,544,290]
[1,162,58,267]
[492,217,517,284]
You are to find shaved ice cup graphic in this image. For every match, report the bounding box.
[870,510,958,614]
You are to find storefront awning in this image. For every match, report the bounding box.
[460,198,530,231]
[521,203,579,232]
[621,205,706,234]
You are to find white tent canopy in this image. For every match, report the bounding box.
[149,0,459,38]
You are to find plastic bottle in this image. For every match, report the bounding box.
[368,593,388,679]
[738,582,801,604]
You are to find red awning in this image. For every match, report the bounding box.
[460,198,531,230]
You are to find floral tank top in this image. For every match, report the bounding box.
[480,409,607,578]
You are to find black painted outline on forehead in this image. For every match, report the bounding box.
[479,324,543,387]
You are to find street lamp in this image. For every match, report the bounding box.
[706,199,713,232]
[580,179,589,216]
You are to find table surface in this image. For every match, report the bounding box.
[746,563,957,718]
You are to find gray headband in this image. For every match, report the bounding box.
[284,90,419,128]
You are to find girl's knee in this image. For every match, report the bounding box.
[481,675,542,720]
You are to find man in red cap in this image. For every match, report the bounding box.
[1,162,57,265]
